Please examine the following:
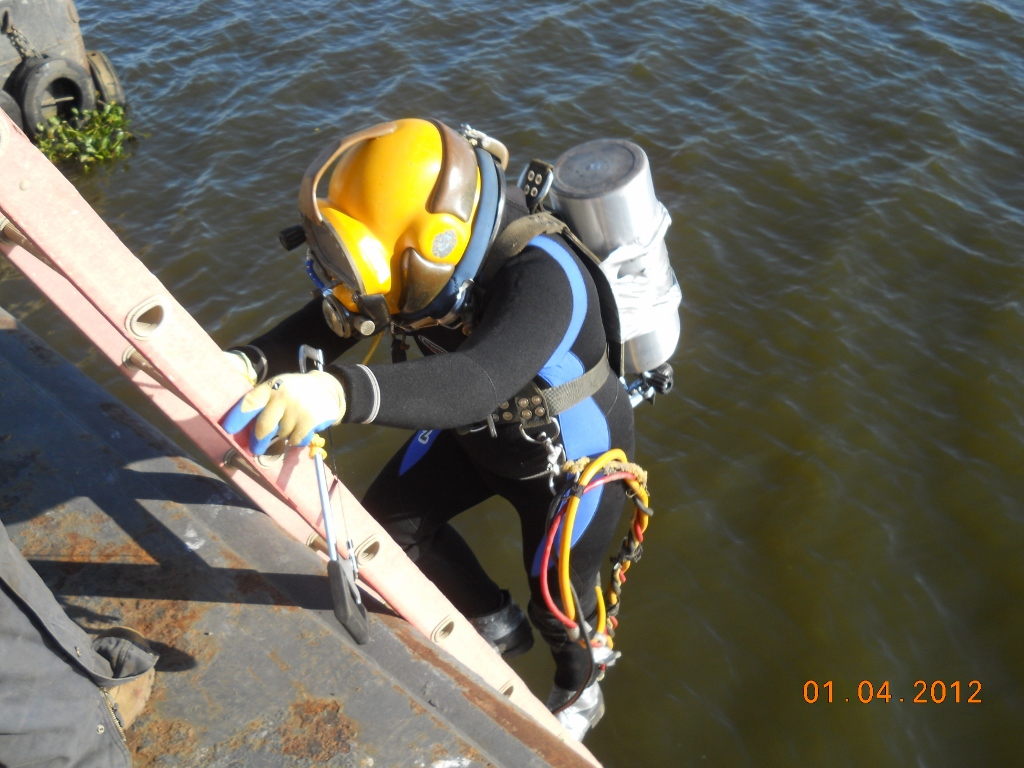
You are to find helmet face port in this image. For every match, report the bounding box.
[301,119,483,318]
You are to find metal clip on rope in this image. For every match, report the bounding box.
[520,420,564,493]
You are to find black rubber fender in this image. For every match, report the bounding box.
[0,89,23,131]
[86,50,126,107]
[14,56,96,139]
[4,57,40,103]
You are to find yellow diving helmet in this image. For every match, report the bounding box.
[299,118,509,335]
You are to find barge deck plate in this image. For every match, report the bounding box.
[0,306,590,768]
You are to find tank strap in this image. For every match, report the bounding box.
[475,212,626,378]
[476,211,566,288]
[544,351,611,416]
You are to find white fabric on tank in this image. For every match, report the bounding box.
[598,202,682,342]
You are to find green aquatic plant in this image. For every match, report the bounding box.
[34,103,134,169]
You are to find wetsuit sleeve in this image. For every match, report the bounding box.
[244,297,360,378]
[329,249,575,429]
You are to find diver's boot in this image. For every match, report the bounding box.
[96,627,157,730]
[103,669,155,729]
[546,680,605,741]
[467,590,535,659]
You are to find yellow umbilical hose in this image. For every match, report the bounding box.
[558,448,652,622]
[361,332,383,365]
[546,448,652,653]
[594,585,607,636]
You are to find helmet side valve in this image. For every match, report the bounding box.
[299,344,370,644]
[278,224,307,251]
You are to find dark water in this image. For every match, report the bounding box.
[3,0,1024,765]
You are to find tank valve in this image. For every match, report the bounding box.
[646,364,674,395]
[625,363,674,408]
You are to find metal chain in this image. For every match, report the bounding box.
[2,12,40,60]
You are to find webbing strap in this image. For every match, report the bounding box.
[476,211,565,289]
[491,352,612,432]
[543,352,611,416]
[475,210,625,377]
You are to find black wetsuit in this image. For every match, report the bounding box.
[247,189,635,688]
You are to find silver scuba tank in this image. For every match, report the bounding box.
[548,139,681,375]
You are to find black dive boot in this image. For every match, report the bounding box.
[467,590,534,659]
[528,597,620,741]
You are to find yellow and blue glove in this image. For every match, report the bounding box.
[223,371,346,455]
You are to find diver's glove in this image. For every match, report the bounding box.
[222,371,346,455]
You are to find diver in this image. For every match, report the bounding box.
[223,118,637,740]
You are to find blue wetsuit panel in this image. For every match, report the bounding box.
[530,236,588,389]
[400,429,441,475]
[525,236,612,575]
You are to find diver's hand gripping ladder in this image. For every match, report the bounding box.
[0,114,600,765]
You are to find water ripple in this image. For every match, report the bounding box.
[1,0,1021,764]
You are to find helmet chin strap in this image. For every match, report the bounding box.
[354,293,391,333]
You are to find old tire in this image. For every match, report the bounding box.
[14,57,96,139]
[86,50,126,106]
[0,90,23,131]
[4,58,39,103]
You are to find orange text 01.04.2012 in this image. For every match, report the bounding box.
[803,680,981,704]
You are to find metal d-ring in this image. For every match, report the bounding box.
[518,418,560,445]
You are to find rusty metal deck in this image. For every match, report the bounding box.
[0,306,590,768]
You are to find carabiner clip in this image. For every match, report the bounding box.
[519,421,565,494]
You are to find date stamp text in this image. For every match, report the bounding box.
[804,680,982,704]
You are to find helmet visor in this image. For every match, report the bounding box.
[298,122,400,294]
[313,205,391,296]
[302,209,369,293]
